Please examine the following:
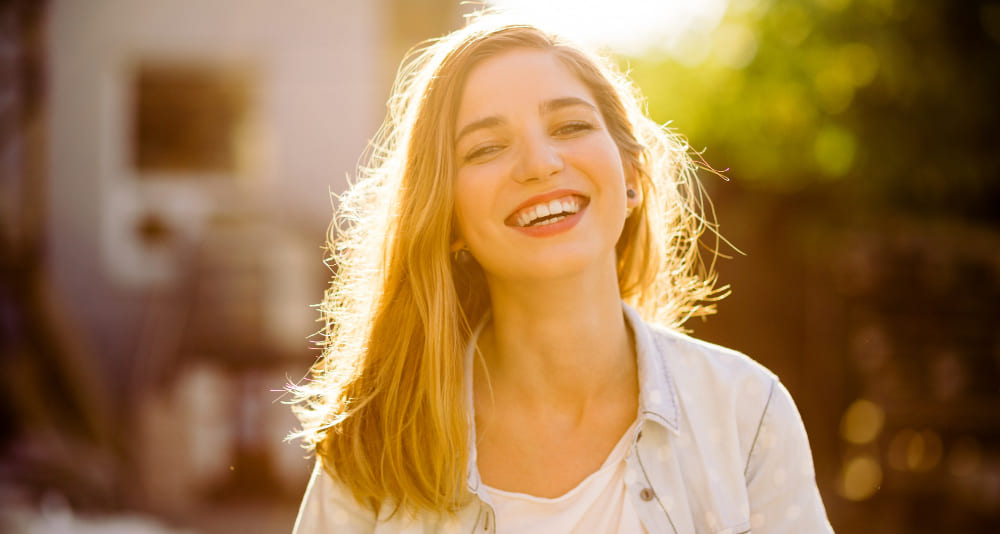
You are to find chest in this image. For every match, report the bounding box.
[474,406,636,498]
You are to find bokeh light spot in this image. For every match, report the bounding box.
[840,398,885,445]
[769,82,816,132]
[671,32,716,68]
[908,430,943,472]
[838,454,882,501]
[888,428,944,472]
[771,4,814,47]
[841,43,880,87]
[813,124,856,176]
[713,22,759,69]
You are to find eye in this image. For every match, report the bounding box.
[552,120,594,137]
[464,143,505,163]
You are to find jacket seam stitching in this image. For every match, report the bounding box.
[635,443,679,534]
[652,334,680,428]
[469,505,484,534]
[744,380,776,477]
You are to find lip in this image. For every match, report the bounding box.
[503,188,590,238]
[504,188,590,226]
[512,206,586,237]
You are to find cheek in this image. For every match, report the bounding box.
[453,171,489,237]
[573,142,628,194]
[453,174,476,216]
[574,130,625,168]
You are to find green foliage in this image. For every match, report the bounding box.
[623,0,1000,220]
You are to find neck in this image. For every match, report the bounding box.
[476,262,636,414]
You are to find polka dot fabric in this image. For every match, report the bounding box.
[292,303,834,533]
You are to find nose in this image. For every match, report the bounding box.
[514,131,563,183]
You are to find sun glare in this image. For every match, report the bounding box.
[488,0,730,56]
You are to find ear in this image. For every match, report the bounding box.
[625,163,642,209]
[450,239,467,253]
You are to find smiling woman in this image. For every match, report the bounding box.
[290,12,833,534]
[452,50,634,283]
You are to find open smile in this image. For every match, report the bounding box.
[505,193,590,228]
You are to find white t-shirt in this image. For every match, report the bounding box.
[483,419,647,534]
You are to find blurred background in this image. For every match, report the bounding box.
[0,0,997,532]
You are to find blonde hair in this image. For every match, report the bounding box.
[292,13,723,514]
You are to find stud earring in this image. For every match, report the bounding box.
[627,188,637,199]
[452,248,475,266]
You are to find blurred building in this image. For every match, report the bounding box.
[47,0,384,510]
[2,0,464,530]
[2,0,998,533]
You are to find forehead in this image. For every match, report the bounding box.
[455,49,595,126]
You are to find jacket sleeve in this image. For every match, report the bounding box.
[744,380,834,533]
[293,460,377,534]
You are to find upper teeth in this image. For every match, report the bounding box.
[516,196,581,227]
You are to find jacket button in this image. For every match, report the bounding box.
[639,488,655,501]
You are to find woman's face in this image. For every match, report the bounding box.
[452,49,639,284]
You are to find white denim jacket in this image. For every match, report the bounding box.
[293,304,834,533]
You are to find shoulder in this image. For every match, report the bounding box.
[293,460,377,534]
[294,460,485,533]
[640,321,796,463]
[634,318,833,531]
[645,321,778,399]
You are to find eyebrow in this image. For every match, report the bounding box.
[540,96,598,115]
[454,116,503,146]
[454,96,599,145]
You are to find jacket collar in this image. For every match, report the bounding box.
[462,302,682,496]
[464,315,489,495]
[622,302,681,435]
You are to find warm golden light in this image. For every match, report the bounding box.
[888,428,943,472]
[814,124,857,177]
[839,398,885,445]
[489,0,729,56]
[838,455,882,501]
[712,22,758,69]
[907,430,943,472]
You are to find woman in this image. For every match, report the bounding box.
[292,13,833,534]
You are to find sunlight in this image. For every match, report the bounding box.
[488,0,730,56]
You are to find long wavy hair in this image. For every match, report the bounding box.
[292,13,723,514]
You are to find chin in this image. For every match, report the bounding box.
[485,246,616,284]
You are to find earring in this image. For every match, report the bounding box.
[626,188,638,218]
[452,248,475,266]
